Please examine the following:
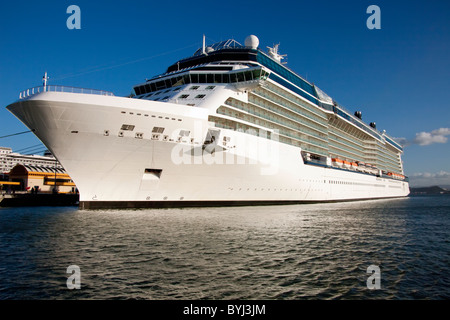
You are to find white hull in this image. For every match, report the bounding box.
[7,92,409,209]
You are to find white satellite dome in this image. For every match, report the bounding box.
[245,35,259,49]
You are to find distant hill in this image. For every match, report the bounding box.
[410,186,450,194]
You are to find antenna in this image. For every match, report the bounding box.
[42,71,49,89]
[202,34,206,55]
[267,44,287,63]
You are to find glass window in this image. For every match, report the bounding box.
[190,74,198,83]
[152,127,165,133]
[206,86,216,90]
[134,86,142,95]
[179,130,190,136]
[155,80,166,90]
[121,124,135,131]
[173,76,184,87]
[180,94,189,99]
[190,86,200,90]
[195,94,206,99]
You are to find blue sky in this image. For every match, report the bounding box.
[0,0,449,187]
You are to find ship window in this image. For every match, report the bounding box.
[134,86,142,95]
[173,77,184,87]
[195,94,206,99]
[152,127,165,133]
[121,124,135,131]
[214,74,222,83]
[154,80,164,90]
[252,69,261,79]
[190,85,200,90]
[180,94,189,99]
[183,74,191,84]
[206,86,216,90]
[179,130,190,136]
[191,74,199,83]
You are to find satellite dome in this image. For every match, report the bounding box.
[245,35,259,49]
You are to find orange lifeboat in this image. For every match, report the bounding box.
[332,158,343,167]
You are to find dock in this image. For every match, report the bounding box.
[0,193,79,207]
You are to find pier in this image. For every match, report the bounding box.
[0,192,79,207]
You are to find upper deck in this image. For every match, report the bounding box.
[133,36,403,153]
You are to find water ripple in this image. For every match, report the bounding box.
[0,196,449,299]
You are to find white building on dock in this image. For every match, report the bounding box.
[0,146,63,175]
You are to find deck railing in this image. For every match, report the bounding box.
[19,85,114,100]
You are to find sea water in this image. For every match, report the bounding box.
[0,195,449,300]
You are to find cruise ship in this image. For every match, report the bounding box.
[6,35,409,209]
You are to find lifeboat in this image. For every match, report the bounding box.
[351,162,358,170]
[332,158,343,167]
[356,161,365,172]
[343,160,351,169]
[387,172,405,180]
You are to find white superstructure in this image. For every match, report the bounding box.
[6,36,409,209]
